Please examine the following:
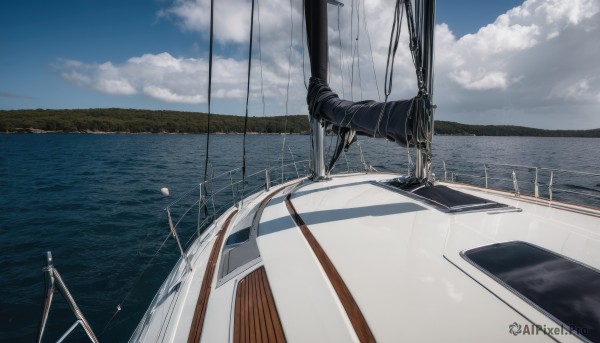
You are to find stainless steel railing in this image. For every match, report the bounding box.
[439,160,600,207]
[163,160,311,269]
[541,167,600,201]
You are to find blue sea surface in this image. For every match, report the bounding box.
[0,134,598,342]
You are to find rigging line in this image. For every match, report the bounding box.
[404,0,423,93]
[403,0,433,167]
[384,0,403,102]
[350,0,355,100]
[349,0,364,101]
[357,0,363,100]
[374,0,404,138]
[257,0,265,117]
[328,30,331,82]
[326,129,341,173]
[405,98,416,175]
[202,0,215,191]
[285,145,299,180]
[357,42,363,101]
[281,0,293,183]
[361,0,380,101]
[242,0,256,203]
[337,6,345,98]
[301,0,307,89]
[343,149,350,173]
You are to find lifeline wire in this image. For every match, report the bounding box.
[99,211,170,336]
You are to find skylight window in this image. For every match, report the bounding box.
[462,241,600,342]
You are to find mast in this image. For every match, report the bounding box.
[305,0,328,180]
[304,0,436,183]
[414,0,436,181]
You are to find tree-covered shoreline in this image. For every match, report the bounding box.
[1,108,599,137]
[0,108,309,134]
[434,121,600,137]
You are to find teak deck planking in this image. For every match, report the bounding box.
[234,266,286,343]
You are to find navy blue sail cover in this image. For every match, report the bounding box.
[307,77,417,147]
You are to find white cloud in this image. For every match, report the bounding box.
[433,0,600,128]
[450,70,508,90]
[60,53,212,103]
[143,85,205,103]
[550,77,600,102]
[159,0,251,43]
[59,0,600,129]
[459,21,540,55]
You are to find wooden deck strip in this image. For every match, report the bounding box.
[285,195,376,343]
[253,270,268,343]
[187,210,238,343]
[249,272,256,343]
[256,269,275,342]
[234,284,242,343]
[259,271,272,341]
[256,270,268,343]
[245,274,250,343]
[234,267,286,343]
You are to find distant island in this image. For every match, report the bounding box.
[1,108,599,137]
[434,120,600,138]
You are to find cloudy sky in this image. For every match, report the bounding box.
[1,0,599,129]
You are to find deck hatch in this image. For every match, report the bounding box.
[462,241,600,342]
[377,180,512,213]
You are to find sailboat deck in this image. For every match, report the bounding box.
[131,173,600,343]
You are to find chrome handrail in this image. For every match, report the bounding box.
[539,167,600,177]
[441,160,600,207]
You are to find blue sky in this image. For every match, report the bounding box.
[1,0,599,129]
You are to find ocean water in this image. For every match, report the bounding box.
[0,134,598,342]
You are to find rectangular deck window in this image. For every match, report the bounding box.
[463,241,600,342]
[225,227,250,247]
